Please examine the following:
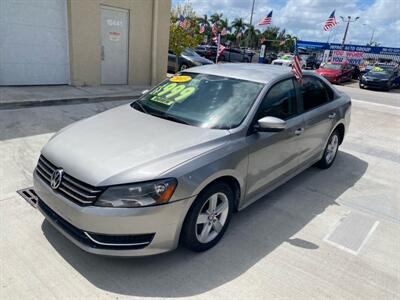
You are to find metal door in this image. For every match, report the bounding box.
[101,7,129,84]
[0,0,69,85]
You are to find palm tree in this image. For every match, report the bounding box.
[197,14,210,27]
[244,25,261,49]
[231,18,247,46]
[210,13,223,24]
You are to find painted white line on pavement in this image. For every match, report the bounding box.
[352,98,400,111]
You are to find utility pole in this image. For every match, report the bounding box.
[340,16,359,47]
[246,0,256,49]
[363,23,375,45]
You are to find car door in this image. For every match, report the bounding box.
[168,50,177,73]
[246,78,305,200]
[297,76,338,163]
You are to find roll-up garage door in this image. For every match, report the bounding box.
[0,0,69,85]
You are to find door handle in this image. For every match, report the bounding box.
[101,45,105,61]
[294,128,304,136]
[328,113,336,119]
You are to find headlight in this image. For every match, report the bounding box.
[95,178,177,208]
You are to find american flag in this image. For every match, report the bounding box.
[323,10,338,31]
[292,51,303,83]
[199,23,205,34]
[179,15,188,29]
[212,36,218,44]
[217,44,226,58]
[258,10,273,26]
[211,22,218,35]
[221,27,227,36]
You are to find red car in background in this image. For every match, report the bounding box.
[315,63,354,84]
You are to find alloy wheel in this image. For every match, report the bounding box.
[325,134,339,164]
[195,192,229,244]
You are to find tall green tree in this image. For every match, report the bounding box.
[210,13,223,24]
[169,23,203,71]
[244,25,261,48]
[231,18,247,47]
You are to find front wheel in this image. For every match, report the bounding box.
[180,182,233,252]
[316,129,340,169]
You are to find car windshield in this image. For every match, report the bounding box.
[132,73,264,129]
[368,67,391,77]
[280,55,293,60]
[321,64,342,70]
[182,48,201,57]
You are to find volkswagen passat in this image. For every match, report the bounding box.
[34,64,351,256]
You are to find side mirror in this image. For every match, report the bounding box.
[141,89,150,95]
[255,116,287,132]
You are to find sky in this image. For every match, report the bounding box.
[171,0,400,48]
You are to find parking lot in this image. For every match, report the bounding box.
[1,86,399,299]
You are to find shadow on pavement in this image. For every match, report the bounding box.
[42,151,367,297]
[0,100,130,141]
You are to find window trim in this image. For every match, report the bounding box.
[297,75,335,113]
[250,77,301,128]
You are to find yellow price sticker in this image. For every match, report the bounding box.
[149,82,197,106]
[170,75,192,83]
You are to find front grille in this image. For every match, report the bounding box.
[35,155,104,206]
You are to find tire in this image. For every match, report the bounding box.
[316,129,340,169]
[180,182,234,252]
[180,64,189,71]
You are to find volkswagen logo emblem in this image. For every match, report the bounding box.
[50,169,64,190]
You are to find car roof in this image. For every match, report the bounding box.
[185,63,301,84]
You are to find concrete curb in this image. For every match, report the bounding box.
[0,94,140,110]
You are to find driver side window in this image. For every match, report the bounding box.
[257,79,298,120]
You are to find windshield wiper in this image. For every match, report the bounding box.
[132,100,148,113]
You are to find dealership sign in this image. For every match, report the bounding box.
[297,40,400,55]
[331,50,364,65]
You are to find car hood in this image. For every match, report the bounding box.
[273,59,292,64]
[316,69,341,76]
[182,55,213,65]
[42,104,229,186]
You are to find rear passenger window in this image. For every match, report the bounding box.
[300,77,332,111]
[258,79,297,120]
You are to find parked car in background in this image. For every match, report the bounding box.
[359,66,398,91]
[272,54,306,68]
[220,47,254,63]
[264,53,278,64]
[168,48,213,73]
[305,55,319,70]
[315,63,354,84]
[194,45,216,60]
[34,64,350,256]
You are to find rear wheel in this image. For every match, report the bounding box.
[316,129,340,169]
[179,64,189,71]
[181,182,233,252]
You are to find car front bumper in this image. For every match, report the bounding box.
[359,80,390,89]
[33,171,194,256]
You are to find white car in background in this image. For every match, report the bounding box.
[272,54,306,68]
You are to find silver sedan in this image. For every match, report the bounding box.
[33,64,351,256]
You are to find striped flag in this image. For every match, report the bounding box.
[179,15,188,29]
[211,22,218,35]
[323,10,338,31]
[258,10,273,26]
[292,52,303,83]
[218,44,226,57]
[212,36,218,44]
[199,23,205,34]
[221,27,227,36]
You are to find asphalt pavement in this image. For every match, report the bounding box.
[0,87,399,299]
